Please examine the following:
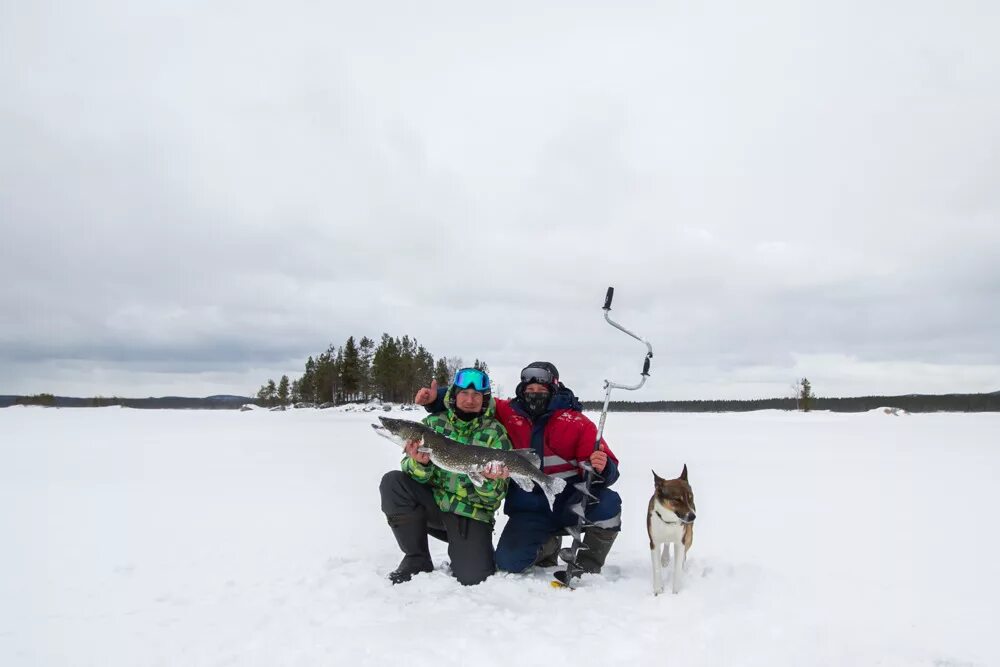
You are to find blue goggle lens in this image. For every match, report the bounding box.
[453,368,490,392]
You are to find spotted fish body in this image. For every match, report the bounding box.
[373,416,567,510]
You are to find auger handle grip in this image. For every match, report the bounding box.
[604,287,614,310]
[642,356,651,376]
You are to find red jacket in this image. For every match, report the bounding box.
[494,397,619,482]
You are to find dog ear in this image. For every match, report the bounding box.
[680,464,688,481]
[652,469,663,484]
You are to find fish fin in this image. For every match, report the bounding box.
[467,471,486,487]
[541,475,568,511]
[510,474,535,493]
[551,476,567,495]
[512,449,541,468]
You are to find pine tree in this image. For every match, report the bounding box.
[333,346,345,403]
[397,335,416,401]
[314,347,338,404]
[256,380,278,407]
[372,333,401,402]
[412,343,435,398]
[799,378,813,412]
[300,356,317,403]
[277,375,290,406]
[341,336,361,402]
[359,336,375,401]
[268,379,277,406]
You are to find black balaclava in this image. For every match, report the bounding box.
[522,391,551,418]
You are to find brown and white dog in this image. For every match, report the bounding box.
[647,465,696,595]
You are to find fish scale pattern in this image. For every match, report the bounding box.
[400,393,513,524]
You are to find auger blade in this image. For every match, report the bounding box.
[559,546,588,564]
[569,502,587,518]
[559,559,584,575]
[553,568,583,588]
[564,526,583,542]
[569,510,596,527]
[573,482,599,500]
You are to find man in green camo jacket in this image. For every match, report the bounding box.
[379,367,513,585]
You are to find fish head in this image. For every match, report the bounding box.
[373,416,428,448]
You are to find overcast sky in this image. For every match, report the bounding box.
[1,1,998,400]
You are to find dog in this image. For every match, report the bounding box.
[647,465,696,595]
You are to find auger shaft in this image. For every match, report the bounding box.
[555,287,654,589]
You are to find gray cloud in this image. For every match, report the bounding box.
[2,0,998,399]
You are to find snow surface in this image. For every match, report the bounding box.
[1,406,997,666]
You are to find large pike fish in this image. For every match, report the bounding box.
[373,416,567,510]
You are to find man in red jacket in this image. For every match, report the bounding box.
[415,362,621,574]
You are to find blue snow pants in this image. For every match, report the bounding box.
[495,484,621,573]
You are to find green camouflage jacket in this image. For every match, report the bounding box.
[400,391,512,523]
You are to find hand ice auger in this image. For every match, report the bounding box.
[553,287,654,589]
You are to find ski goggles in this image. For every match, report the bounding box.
[452,367,491,392]
[520,366,557,385]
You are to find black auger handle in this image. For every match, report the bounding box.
[604,286,614,310]
[642,355,652,376]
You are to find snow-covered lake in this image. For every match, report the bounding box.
[1,406,996,666]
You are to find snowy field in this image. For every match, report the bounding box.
[1,406,997,667]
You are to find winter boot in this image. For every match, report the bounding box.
[559,527,618,574]
[533,534,562,567]
[387,516,434,584]
[388,558,434,584]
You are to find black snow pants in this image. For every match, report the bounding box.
[379,470,496,586]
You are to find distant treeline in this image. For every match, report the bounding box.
[580,392,1000,413]
[254,334,488,407]
[0,394,247,409]
[3,391,999,412]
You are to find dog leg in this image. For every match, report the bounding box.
[660,541,671,568]
[651,545,663,595]
[683,524,693,570]
[672,542,686,594]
